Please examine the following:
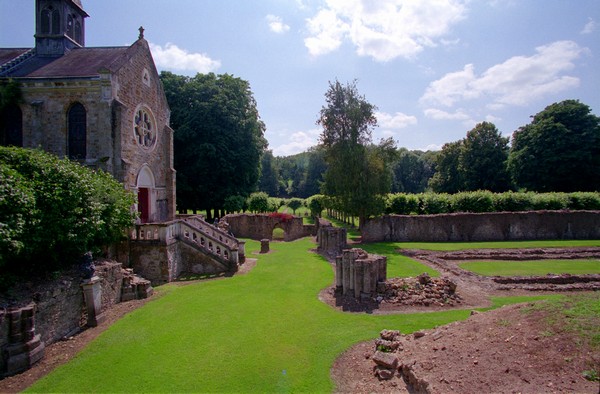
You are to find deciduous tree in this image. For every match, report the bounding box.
[161,72,267,218]
[508,100,600,192]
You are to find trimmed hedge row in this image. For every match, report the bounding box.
[386,191,600,215]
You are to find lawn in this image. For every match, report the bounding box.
[459,259,600,276]
[27,239,574,393]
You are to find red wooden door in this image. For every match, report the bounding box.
[138,188,149,223]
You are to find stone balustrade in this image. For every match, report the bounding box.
[130,216,245,268]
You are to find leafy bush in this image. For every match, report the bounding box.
[451,191,495,213]
[531,192,569,210]
[418,193,451,214]
[307,194,324,217]
[247,192,270,213]
[567,192,600,210]
[223,195,246,213]
[0,147,136,276]
[387,193,419,215]
[286,198,304,215]
[492,191,534,212]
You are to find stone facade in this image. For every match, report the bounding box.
[362,210,600,243]
[0,0,175,223]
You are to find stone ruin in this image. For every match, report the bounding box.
[335,248,387,300]
[0,262,153,378]
[1,304,45,376]
[317,218,347,258]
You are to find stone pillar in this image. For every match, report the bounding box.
[335,248,387,300]
[4,304,45,376]
[81,276,105,327]
[335,255,343,290]
[260,239,270,254]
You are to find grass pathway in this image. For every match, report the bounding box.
[27,238,571,393]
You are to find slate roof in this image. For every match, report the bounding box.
[0,48,30,66]
[0,46,131,79]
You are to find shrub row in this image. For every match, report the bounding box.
[386,191,600,215]
[0,147,137,280]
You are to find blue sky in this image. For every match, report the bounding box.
[2,0,599,156]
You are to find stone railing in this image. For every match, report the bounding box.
[130,216,245,266]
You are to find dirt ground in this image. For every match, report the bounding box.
[331,302,599,393]
[326,247,600,393]
[1,249,599,393]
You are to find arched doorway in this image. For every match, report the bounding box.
[272,223,286,241]
[136,165,155,223]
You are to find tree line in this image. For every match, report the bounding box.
[160,72,599,222]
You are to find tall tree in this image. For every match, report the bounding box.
[460,122,511,192]
[508,100,600,192]
[258,150,280,196]
[428,140,464,193]
[317,79,392,228]
[301,147,327,198]
[392,148,434,193]
[161,72,267,216]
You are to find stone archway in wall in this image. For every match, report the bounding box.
[136,165,156,223]
[272,223,286,240]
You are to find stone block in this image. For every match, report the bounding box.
[372,350,399,370]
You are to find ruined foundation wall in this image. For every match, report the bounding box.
[0,261,128,375]
[362,210,600,243]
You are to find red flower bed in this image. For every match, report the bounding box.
[268,212,294,222]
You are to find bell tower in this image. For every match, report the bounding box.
[35,0,89,56]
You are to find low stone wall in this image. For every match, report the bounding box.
[224,214,316,241]
[362,210,600,243]
[0,261,147,377]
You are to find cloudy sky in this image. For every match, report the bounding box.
[2,0,599,156]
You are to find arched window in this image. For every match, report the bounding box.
[41,6,61,35]
[74,21,82,43]
[51,8,60,34]
[66,14,73,38]
[41,8,51,34]
[68,103,86,160]
[0,104,23,147]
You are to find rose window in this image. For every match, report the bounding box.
[134,107,156,149]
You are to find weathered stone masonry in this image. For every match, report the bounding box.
[362,210,600,243]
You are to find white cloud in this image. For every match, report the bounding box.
[423,108,471,121]
[581,17,597,34]
[272,129,320,156]
[304,0,467,61]
[376,111,417,129]
[267,15,290,34]
[420,40,586,109]
[304,9,349,57]
[149,43,221,74]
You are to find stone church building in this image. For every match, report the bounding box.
[0,0,175,223]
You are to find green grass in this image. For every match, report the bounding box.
[460,259,600,276]
[523,293,600,349]
[27,239,576,393]
[359,242,440,278]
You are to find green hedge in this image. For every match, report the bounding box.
[0,147,136,279]
[386,191,600,215]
